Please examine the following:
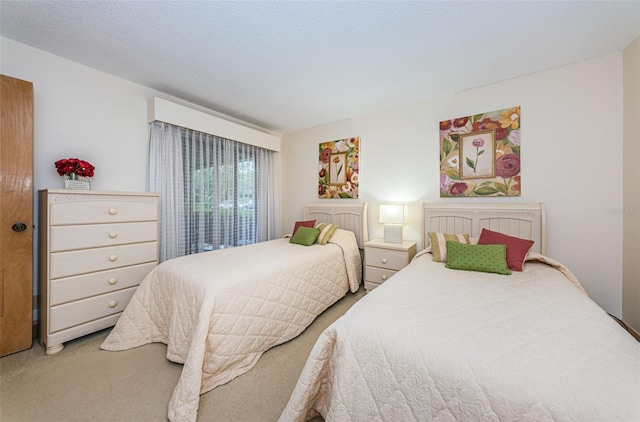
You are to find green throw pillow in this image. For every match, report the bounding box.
[444,241,511,275]
[290,226,321,246]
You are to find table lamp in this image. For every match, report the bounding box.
[379,204,404,243]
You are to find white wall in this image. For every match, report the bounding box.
[1,38,156,320]
[0,37,280,318]
[1,38,155,193]
[281,54,624,316]
[1,37,278,194]
[1,36,626,317]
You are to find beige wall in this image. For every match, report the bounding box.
[0,37,275,194]
[281,54,625,316]
[622,35,640,331]
[1,35,632,319]
[0,37,282,320]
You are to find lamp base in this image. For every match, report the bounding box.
[383,224,403,244]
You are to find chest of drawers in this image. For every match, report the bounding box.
[364,239,416,291]
[39,189,159,354]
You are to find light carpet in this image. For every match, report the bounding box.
[0,288,365,421]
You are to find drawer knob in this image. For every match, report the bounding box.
[382,275,388,281]
[381,258,388,264]
[109,232,118,239]
[109,255,118,262]
[108,301,117,308]
[108,278,117,285]
[109,208,118,215]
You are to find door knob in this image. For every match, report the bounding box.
[12,222,27,232]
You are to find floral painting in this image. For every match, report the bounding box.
[440,106,521,197]
[319,137,359,198]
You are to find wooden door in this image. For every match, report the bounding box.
[0,74,34,356]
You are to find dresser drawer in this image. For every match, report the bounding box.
[365,266,397,285]
[50,242,158,279]
[50,221,158,252]
[51,198,157,225]
[49,286,137,333]
[365,247,408,271]
[50,262,156,305]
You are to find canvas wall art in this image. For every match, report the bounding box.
[439,106,521,197]
[318,137,359,199]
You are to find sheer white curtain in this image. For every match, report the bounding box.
[149,121,279,262]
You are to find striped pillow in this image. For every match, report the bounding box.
[427,232,470,262]
[315,223,338,245]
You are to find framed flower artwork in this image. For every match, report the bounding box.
[439,106,521,197]
[318,137,359,199]
[329,152,347,186]
[459,130,495,179]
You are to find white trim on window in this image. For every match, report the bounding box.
[147,97,281,152]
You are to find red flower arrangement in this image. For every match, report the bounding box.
[54,158,95,177]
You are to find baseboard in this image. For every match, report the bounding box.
[610,313,640,343]
[627,323,640,342]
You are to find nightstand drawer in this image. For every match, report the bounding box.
[365,266,397,284]
[365,247,408,271]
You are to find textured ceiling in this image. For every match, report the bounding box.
[1,1,639,134]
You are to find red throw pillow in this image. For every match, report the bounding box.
[292,220,316,236]
[477,228,534,271]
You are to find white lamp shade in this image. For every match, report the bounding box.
[380,204,404,243]
[379,204,404,224]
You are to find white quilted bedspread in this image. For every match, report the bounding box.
[101,229,361,422]
[280,252,640,422]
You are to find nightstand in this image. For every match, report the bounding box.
[364,239,417,291]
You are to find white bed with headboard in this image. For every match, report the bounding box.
[101,202,367,422]
[304,202,369,249]
[280,202,640,422]
[423,202,545,253]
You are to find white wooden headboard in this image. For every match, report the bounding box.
[422,203,546,255]
[304,202,369,249]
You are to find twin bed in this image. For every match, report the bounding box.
[279,203,640,421]
[100,202,368,421]
[101,201,639,422]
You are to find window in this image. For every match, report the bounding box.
[149,122,278,262]
[192,154,256,252]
